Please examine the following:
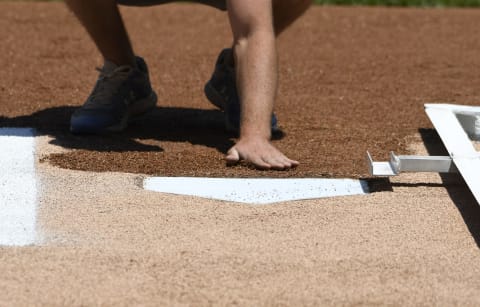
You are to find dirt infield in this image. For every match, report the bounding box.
[3,2,480,177]
[2,135,480,306]
[3,3,480,306]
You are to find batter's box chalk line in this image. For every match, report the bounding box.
[0,128,38,246]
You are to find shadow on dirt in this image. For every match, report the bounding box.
[365,178,393,193]
[0,106,285,155]
[366,178,449,193]
[419,128,480,249]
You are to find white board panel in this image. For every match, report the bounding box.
[426,105,480,203]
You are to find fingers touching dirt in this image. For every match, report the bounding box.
[225,138,299,170]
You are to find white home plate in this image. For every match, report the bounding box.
[0,128,37,246]
[144,177,369,204]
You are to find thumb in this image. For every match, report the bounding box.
[225,147,240,165]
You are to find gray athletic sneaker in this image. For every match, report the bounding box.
[204,48,279,133]
[70,56,157,134]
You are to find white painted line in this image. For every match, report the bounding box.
[424,103,480,114]
[425,105,480,204]
[144,177,369,204]
[425,103,480,138]
[0,128,37,246]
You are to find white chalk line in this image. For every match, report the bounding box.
[0,128,37,246]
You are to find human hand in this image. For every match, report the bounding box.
[225,137,299,170]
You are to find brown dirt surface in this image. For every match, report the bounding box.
[4,4,480,304]
[3,135,480,306]
[2,3,480,177]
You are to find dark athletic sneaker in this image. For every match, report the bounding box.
[70,56,157,134]
[204,48,279,133]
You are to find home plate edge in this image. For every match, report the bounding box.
[143,177,369,205]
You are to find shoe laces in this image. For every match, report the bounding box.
[85,65,133,108]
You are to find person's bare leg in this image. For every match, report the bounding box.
[64,0,310,82]
[64,0,136,67]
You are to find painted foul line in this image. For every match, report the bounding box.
[0,128,37,246]
[144,177,369,204]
